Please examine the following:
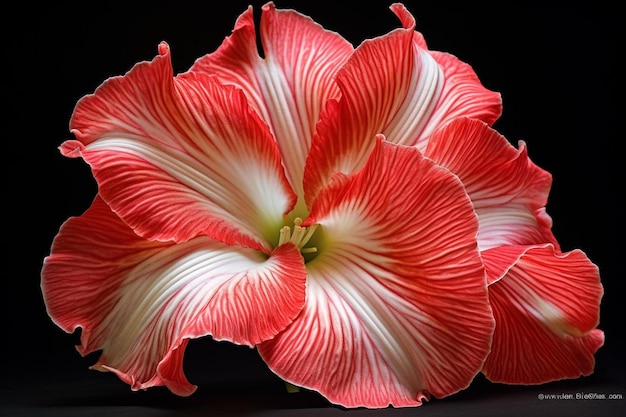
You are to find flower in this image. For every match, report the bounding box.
[41,1,603,410]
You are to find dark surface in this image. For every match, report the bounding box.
[3,1,622,416]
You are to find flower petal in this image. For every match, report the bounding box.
[480,244,604,384]
[259,140,494,408]
[387,4,502,148]
[190,3,353,208]
[65,42,295,252]
[303,5,501,206]
[302,14,415,207]
[424,117,557,251]
[41,196,306,395]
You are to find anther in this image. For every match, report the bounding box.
[278,217,319,254]
[278,226,291,246]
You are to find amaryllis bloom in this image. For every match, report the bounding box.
[41,1,603,411]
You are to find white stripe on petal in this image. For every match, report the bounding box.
[43,197,307,395]
[190,4,353,208]
[260,140,493,408]
[384,47,444,147]
[96,238,305,385]
[482,245,603,384]
[87,136,290,247]
[424,118,556,252]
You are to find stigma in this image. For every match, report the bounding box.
[278,218,318,254]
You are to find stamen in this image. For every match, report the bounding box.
[298,224,319,249]
[278,217,319,255]
[278,225,291,246]
[290,224,306,246]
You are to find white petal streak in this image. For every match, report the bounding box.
[423,118,555,251]
[314,252,427,387]
[259,3,353,198]
[191,4,353,202]
[98,239,239,358]
[267,122,491,408]
[384,46,444,147]
[482,245,604,384]
[261,257,429,408]
[258,60,308,197]
[260,202,491,407]
[96,238,278,382]
[86,136,289,246]
[476,206,548,250]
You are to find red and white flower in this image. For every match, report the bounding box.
[41,1,602,410]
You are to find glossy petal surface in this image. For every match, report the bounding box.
[191,3,352,208]
[41,1,604,408]
[303,5,501,205]
[259,140,494,408]
[65,43,295,252]
[424,117,557,251]
[480,244,604,384]
[42,197,307,395]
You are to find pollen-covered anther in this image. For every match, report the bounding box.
[278,217,318,254]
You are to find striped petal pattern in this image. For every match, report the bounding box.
[41,1,604,410]
[190,3,353,210]
[480,245,604,383]
[303,4,501,206]
[66,42,295,252]
[42,197,307,395]
[259,140,494,408]
[424,117,557,251]
[422,117,604,384]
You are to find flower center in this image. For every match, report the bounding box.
[278,217,319,255]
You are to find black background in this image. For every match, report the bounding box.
[2,1,622,416]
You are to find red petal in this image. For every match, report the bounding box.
[303,6,501,206]
[390,4,501,131]
[481,244,604,384]
[303,18,416,207]
[425,117,557,251]
[388,5,502,148]
[190,4,352,205]
[260,140,493,408]
[427,50,502,130]
[66,43,295,252]
[480,244,529,286]
[42,196,306,395]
